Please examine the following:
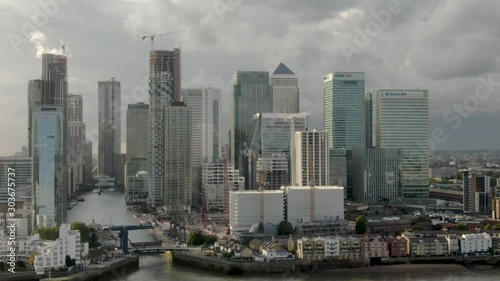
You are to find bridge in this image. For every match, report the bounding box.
[103,225,154,254]
[130,246,191,254]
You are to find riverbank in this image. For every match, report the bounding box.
[42,256,139,281]
[172,251,500,276]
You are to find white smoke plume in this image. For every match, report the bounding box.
[29,31,64,58]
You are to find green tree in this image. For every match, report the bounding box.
[34,226,59,240]
[204,235,218,245]
[355,215,368,234]
[89,233,100,248]
[484,224,492,230]
[187,230,204,246]
[277,221,294,235]
[71,222,90,243]
[494,223,500,230]
[65,255,72,268]
[456,223,468,230]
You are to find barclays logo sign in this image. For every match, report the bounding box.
[385,92,407,97]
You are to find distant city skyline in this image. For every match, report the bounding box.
[2,1,500,156]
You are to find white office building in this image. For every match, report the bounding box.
[294,131,329,186]
[459,233,492,255]
[202,161,245,213]
[284,186,344,228]
[229,190,284,233]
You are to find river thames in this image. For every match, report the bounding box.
[68,191,500,281]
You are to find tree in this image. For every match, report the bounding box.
[34,226,59,240]
[484,224,492,230]
[65,255,72,268]
[28,253,36,266]
[71,222,91,243]
[494,223,500,230]
[89,233,100,248]
[355,215,368,234]
[277,221,293,235]
[187,230,204,246]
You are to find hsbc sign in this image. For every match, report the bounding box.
[335,73,352,78]
[333,72,364,80]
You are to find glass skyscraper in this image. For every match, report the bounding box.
[323,72,366,150]
[32,105,66,228]
[98,80,121,179]
[370,90,429,199]
[231,71,272,172]
[270,63,299,113]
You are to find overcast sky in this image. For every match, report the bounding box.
[1,0,500,156]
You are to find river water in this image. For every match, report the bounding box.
[68,191,500,281]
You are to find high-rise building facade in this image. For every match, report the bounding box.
[67,94,85,196]
[370,90,429,199]
[352,148,402,203]
[27,80,49,157]
[294,130,329,186]
[256,154,289,190]
[126,103,149,202]
[32,105,66,228]
[164,102,191,210]
[323,72,366,150]
[82,141,93,185]
[0,157,32,204]
[231,71,272,171]
[463,171,491,214]
[202,161,245,213]
[182,88,222,207]
[98,80,121,179]
[270,63,299,113]
[147,49,181,206]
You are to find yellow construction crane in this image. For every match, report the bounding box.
[309,143,315,222]
[142,30,185,52]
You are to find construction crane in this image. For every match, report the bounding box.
[308,143,315,222]
[141,30,185,52]
[258,169,268,233]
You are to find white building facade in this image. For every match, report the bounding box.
[294,131,329,186]
[202,161,245,213]
[459,233,492,255]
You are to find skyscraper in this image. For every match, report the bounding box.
[67,94,85,196]
[182,88,222,207]
[126,103,149,202]
[98,80,121,179]
[294,130,329,186]
[370,90,429,199]
[164,102,191,210]
[41,54,68,105]
[147,49,181,206]
[270,63,299,113]
[32,105,66,228]
[323,72,365,150]
[352,148,402,203]
[82,140,93,185]
[231,71,272,171]
[0,156,31,204]
[463,171,491,214]
[27,79,49,157]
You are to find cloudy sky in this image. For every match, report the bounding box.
[1,0,500,156]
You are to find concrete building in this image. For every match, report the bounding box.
[256,154,289,190]
[98,80,121,180]
[126,103,149,202]
[32,105,66,228]
[229,190,284,233]
[329,149,348,197]
[445,235,460,255]
[284,186,344,228]
[463,171,492,214]
[0,156,31,204]
[323,237,340,258]
[164,102,191,210]
[294,131,329,186]
[202,161,245,213]
[493,187,500,220]
[82,141,93,185]
[147,48,181,206]
[459,233,492,255]
[431,167,458,179]
[369,90,430,199]
[182,88,222,207]
[337,236,363,260]
[231,71,272,173]
[67,94,85,196]
[406,237,449,257]
[270,63,299,113]
[352,148,402,203]
[323,72,365,150]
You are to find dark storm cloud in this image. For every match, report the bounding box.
[1,0,500,155]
